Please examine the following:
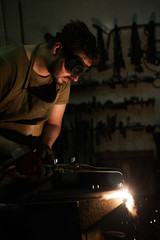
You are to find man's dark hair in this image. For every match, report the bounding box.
[45,20,98,65]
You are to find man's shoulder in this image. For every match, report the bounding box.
[0,44,28,69]
[0,44,23,54]
[0,44,25,62]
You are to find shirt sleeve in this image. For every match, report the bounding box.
[55,81,71,104]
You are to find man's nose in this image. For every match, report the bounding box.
[71,75,79,82]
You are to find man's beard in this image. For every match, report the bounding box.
[47,60,59,76]
[47,58,64,84]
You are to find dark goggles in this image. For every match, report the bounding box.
[65,54,90,76]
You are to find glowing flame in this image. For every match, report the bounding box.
[103,189,137,216]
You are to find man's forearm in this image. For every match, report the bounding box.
[41,123,61,148]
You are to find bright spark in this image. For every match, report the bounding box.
[103,189,137,217]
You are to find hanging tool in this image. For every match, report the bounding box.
[18,1,25,44]
[113,25,125,79]
[128,22,143,72]
[93,24,109,71]
[144,21,160,66]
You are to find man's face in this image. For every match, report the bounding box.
[48,49,92,85]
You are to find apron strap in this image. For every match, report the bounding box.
[22,43,42,89]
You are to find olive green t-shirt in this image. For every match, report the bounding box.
[0,44,71,124]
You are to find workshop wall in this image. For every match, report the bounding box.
[1,0,160,193]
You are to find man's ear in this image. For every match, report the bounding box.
[52,42,62,55]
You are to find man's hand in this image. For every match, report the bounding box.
[10,145,53,177]
[36,143,54,176]
[36,143,54,160]
[14,150,43,176]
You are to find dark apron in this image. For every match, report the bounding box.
[0,44,59,147]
